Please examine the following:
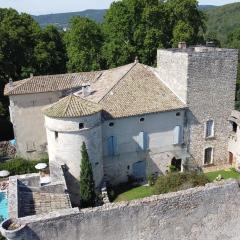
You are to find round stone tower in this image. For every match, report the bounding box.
[43,94,103,206]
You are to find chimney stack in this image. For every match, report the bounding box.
[82,84,91,97]
[134,56,139,63]
[30,73,33,78]
[178,42,187,49]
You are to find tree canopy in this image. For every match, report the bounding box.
[65,17,103,72]
[102,0,205,67]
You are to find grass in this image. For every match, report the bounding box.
[205,168,240,182]
[113,185,154,202]
[112,169,240,203]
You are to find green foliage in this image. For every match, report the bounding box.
[205,2,240,44]
[168,164,178,173]
[102,0,205,67]
[0,157,49,176]
[79,142,96,208]
[147,174,157,186]
[65,17,103,72]
[33,25,67,75]
[153,172,209,195]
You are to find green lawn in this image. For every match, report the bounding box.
[114,185,154,202]
[113,169,240,203]
[205,168,240,182]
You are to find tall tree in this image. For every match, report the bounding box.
[102,0,205,67]
[34,25,67,75]
[65,17,103,72]
[80,142,96,208]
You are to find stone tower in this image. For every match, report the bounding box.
[43,94,103,206]
[157,46,238,166]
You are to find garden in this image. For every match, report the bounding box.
[111,168,240,203]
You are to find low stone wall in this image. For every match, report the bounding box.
[3,180,240,240]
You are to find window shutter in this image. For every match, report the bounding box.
[173,126,181,145]
[113,136,117,155]
[107,136,117,156]
[107,137,114,156]
[143,132,148,150]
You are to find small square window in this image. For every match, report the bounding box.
[79,123,84,129]
[176,112,181,116]
[140,117,145,122]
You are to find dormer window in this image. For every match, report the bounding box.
[79,123,84,129]
[205,120,214,138]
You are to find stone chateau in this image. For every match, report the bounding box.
[4,44,239,203]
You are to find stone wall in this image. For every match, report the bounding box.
[3,180,240,240]
[157,47,239,166]
[9,92,61,159]
[102,110,186,184]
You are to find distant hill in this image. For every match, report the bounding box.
[32,5,216,29]
[199,5,216,10]
[205,2,240,44]
[32,9,107,28]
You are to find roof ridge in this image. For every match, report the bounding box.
[63,95,73,116]
[99,62,137,103]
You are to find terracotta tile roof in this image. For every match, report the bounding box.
[98,63,186,119]
[4,72,102,96]
[43,94,102,118]
[5,62,186,119]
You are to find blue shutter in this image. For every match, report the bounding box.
[174,126,181,145]
[113,136,117,155]
[107,136,117,156]
[143,132,148,150]
[138,132,148,150]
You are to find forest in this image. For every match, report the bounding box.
[0,0,240,140]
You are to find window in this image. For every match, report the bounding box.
[107,136,117,156]
[204,147,213,165]
[176,112,181,116]
[140,117,145,122]
[205,120,214,138]
[173,126,183,145]
[138,132,148,150]
[232,122,238,133]
[55,131,58,140]
[79,123,84,129]
[109,122,114,127]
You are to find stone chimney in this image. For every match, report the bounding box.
[134,56,139,63]
[178,42,187,49]
[82,84,91,97]
[30,73,34,78]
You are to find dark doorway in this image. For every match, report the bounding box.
[171,158,182,171]
[132,161,146,181]
[229,152,234,165]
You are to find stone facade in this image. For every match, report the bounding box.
[2,180,240,240]
[157,47,238,166]
[45,112,104,205]
[9,92,62,159]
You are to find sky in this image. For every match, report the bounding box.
[0,0,239,15]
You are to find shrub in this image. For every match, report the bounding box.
[0,157,49,176]
[147,174,157,186]
[153,172,209,195]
